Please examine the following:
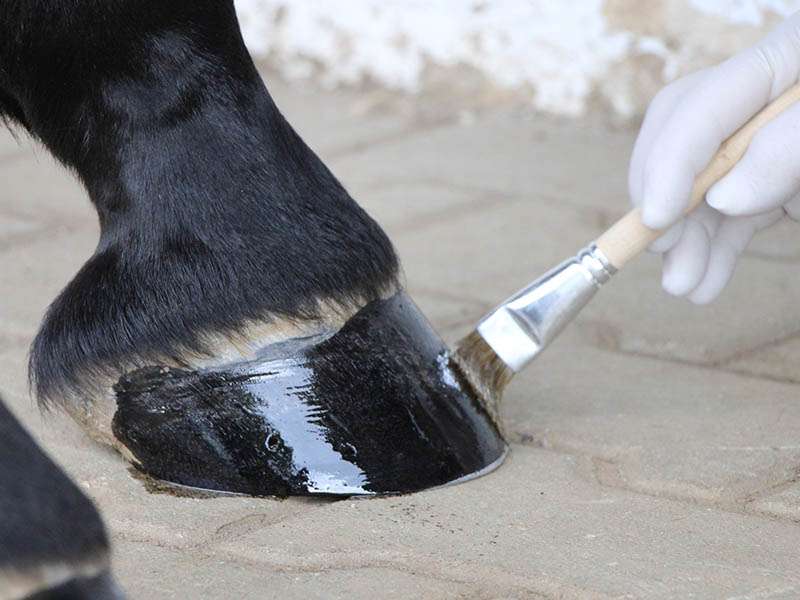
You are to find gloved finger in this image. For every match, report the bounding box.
[629,70,709,208]
[687,208,784,304]
[708,101,800,217]
[630,73,708,254]
[661,219,711,296]
[660,204,722,295]
[648,218,685,253]
[750,12,800,98]
[640,14,800,230]
[785,193,800,221]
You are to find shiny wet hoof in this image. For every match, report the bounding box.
[112,292,507,497]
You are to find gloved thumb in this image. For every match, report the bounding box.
[707,101,800,217]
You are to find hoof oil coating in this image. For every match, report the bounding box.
[112,292,507,497]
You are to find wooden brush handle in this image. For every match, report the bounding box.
[596,81,800,270]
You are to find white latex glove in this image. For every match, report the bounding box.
[629,13,800,304]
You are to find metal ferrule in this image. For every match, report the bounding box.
[476,244,616,372]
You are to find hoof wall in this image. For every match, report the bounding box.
[112,292,507,497]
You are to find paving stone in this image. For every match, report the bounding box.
[114,541,475,600]
[0,212,42,241]
[93,469,322,552]
[0,150,95,226]
[0,343,35,414]
[746,218,800,262]
[749,483,800,522]
[356,180,493,235]
[724,335,800,384]
[113,544,269,600]
[355,180,508,331]
[330,108,633,217]
[267,76,420,161]
[0,127,30,161]
[393,196,603,306]
[405,288,490,337]
[0,229,96,336]
[581,252,800,365]
[215,446,800,599]
[500,328,800,507]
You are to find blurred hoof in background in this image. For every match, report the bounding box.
[0,397,123,599]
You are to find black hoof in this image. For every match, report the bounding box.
[112,292,507,497]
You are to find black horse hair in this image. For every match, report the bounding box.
[0,1,400,405]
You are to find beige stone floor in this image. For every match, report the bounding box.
[1,74,799,599]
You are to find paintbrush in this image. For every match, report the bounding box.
[454,81,800,408]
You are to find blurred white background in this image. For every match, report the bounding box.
[234,0,799,119]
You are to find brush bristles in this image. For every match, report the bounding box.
[451,330,514,431]
[455,330,514,393]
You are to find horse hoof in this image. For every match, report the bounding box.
[111,292,507,497]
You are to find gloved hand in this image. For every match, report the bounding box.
[629,13,800,304]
